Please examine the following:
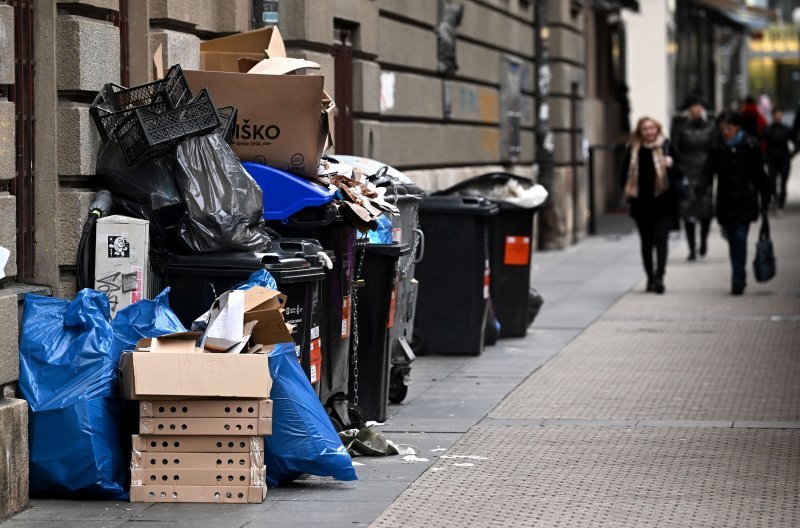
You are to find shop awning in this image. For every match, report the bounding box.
[690,0,777,30]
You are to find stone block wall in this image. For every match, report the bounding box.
[279,0,535,193]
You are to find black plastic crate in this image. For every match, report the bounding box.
[215,106,238,144]
[115,89,221,165]
[90,65,192,142]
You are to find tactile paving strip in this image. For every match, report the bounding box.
[371,425,800,528]
[490,319,800,421]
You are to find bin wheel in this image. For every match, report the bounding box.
[328,414,344,433]
[388,381,408,404]
[347,403,367,430]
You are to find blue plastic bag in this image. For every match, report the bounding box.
[19,290,127,499]
[111,288,187,355]
[367,215,393,244]
[233,269,277,291]
[264,343,357,487]
[20,288,189,499]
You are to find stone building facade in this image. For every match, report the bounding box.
[0,0,636,518]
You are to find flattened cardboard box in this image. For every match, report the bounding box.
[130,484,267,503]
[131,467,266,487]
[139,417,272,436]
[132,435,264,454]
[139,399,273,419]
[118,350,271,400]
[132,451,260,469]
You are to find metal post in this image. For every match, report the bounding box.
[588,146,596,235]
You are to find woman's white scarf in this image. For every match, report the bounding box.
[624,136,669,199]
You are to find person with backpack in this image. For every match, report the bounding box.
[699,111,771,295]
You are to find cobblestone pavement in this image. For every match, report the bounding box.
[373,187,800,525]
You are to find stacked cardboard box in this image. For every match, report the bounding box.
[129,398,272,503]
[120,287,295,503]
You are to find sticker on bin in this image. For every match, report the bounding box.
[387,285,398,329]
[310,337,322,384]
[310,325,320,340]
[483,262,491,300]
[392,228,402,244]
[504,236,531,266]
[341,296,351,338]
[131,265,144,303]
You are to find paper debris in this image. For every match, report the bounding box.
[453,463,475,468]
[440,455,489,461]
[401,455,429,463]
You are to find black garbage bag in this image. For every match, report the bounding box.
[95,140,185,246]
[174,134,271,252]
[528,288,544,326]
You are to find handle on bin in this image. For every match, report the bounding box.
[413,228,425,264]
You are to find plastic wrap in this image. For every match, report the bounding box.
[175,134,271,252]
[367,214,394,244]
[19,290,127,499]
[233,269,278,291]
[264,342,357,487]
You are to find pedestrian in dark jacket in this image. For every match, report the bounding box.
[763,107,795,209]
[700,111,771,295]
[670,96,716,260]
[622,116,681,294]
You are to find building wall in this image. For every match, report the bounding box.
[623,0,670,129]
[277,0,537,191]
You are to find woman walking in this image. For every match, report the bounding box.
[700,111,771,295]
[670,96,716,260]
[622,117,681,294]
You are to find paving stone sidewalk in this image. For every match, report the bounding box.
[373,195,800,525]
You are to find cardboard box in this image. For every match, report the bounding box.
[132,435,264,453]
[118,351,271,400]
[129,484,267,503]
[139,417,272,436]
[139,399,273,419]
[131,467,266,487]
[185,27,334,177]
[202,287,294,352]
[132,451,259,469]
[94,215,149,318]
[133,331,203,354]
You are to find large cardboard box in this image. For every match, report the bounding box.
[94,215,149,318]
[184,27,334,177]
[132,435,264,453]
[118,336,271,400]
[130,484,267,503]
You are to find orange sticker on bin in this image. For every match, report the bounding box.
[504,236,531,266]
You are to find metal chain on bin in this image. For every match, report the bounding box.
[377,165,420,279]
[350,233,369,406]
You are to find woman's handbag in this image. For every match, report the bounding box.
[753,213,776,282]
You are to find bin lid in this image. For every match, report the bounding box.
[272,237,336,268]
[419,195,499,216]
[280,201,343,228]
[243,162,335,221]
[151,247,326,283]
[362,242,411,257]
[433,172,547,211]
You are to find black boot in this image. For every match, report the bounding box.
[646,275,656,293]
[654,275,665,294]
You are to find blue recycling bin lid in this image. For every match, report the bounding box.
[243,162,335,221]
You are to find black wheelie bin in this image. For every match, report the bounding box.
[413,196,499,355]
